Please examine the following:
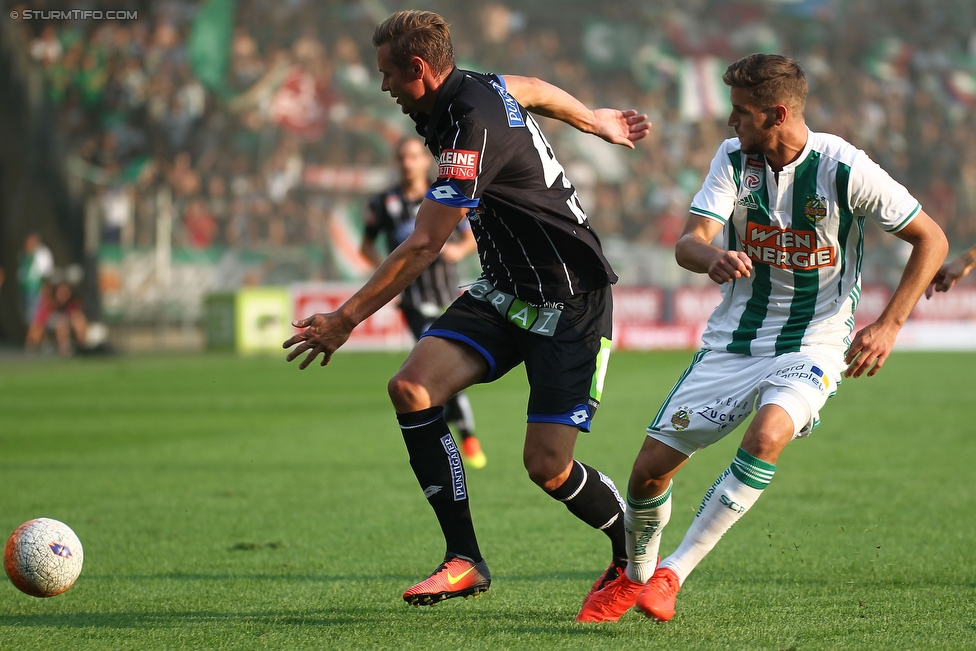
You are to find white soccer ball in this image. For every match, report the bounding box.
[4,518,84,598]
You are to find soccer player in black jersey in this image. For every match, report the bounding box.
[283,10,649,616]
[361,136,486,468]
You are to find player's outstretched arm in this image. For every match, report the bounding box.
[846,210,948,378]
[501,74,649,148]
[925,242,976,298]
[284,200,468,369]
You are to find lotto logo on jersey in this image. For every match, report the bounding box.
[743,222,836,270]
[438,149,479,180]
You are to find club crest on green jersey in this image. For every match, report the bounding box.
[804,194,828,223]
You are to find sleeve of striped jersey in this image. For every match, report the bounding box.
[848,150,921,233]
[689,141,739,224]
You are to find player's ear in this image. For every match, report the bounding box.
[772,104,788,126]
[408,55,425,80]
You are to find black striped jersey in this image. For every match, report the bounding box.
[410,68,617,305]
[364,185,470,309]
[691,130,921,356]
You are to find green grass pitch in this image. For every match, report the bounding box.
[1,350,974,650]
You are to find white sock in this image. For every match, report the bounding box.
[624,483,672,583]
[661,448,775,585]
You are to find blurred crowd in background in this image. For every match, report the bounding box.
[7,0,976,287]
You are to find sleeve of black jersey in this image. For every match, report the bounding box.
[427,115,506,209]
[427,82,524,208]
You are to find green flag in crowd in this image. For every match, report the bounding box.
[188,0,235,95]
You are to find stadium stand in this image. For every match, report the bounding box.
[1,0,975,345]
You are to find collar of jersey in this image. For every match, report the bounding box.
[420,67,465,146]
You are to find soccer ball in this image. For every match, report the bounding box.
[4,518,84,598]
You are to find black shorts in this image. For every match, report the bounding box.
[420,283,613,432]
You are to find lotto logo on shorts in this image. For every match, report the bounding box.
[438,149,479,180]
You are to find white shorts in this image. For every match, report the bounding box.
[647,348,844,457]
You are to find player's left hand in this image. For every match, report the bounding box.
[283,312,352,369]
[844,320,899,378]
[592,109,650,149]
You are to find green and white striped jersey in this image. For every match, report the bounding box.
[690,129,920,356]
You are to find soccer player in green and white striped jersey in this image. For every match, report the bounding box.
[576,53,948,624]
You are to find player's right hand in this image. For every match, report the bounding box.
[283,312,352,369]
[708,251,752,285]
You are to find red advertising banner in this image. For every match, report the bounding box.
[612,286,704,350]
[286,283,976,353]
[290,283,413,350]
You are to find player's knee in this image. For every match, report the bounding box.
[387,373,432,412]
[628,463,670,497]
[742,388,809,460]
[523,453,567,491]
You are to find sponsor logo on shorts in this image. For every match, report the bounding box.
[466,279,562,336]
[697,407,740,430]
[440,434,467,501]
[670,406,693,431]
[697,397,752,431]
[775,363,829,392]
[438,149,479,180]
[423,485,443,498]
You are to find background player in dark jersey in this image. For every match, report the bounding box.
[284,10,649,615]
[361,136,485,468]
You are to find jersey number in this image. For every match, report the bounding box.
[525,116,589,225]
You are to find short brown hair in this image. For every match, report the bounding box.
[723,53,807,114]
[372,10,455,76]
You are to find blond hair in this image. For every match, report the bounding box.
[372,10,454,76]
